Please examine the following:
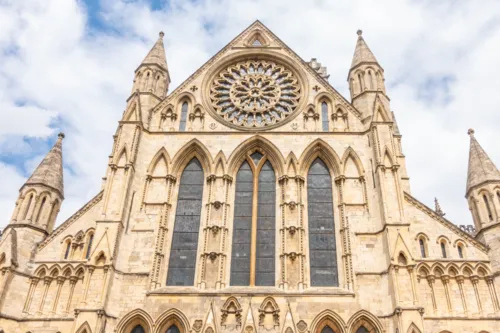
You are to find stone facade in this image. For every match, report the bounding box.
[1,21,499,333]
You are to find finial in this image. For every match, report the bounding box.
[434,197,445,217]
[468,128,475,137]
[357,29,363,37]
[58,132,65,139]
[159,31,165,39]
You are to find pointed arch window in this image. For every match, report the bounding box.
[483,194,493,221]
[85,233,94,259]
[321,102,329,132]
[230,152,276,286]
[23,193,33,220]
[367,71,374,90]
[440,241,447,258]
[132,325,146,333]
[166,158,204,286]
[497,191,500,204]
[35,197,46,224]
[458,244,464,259]
[64,241,71,260]
[321,326,334,333]
[166,325,180,333]
[179,102,188,131]
[307,158,338,286]
[419,238,426,258]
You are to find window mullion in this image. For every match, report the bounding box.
[249,169,259,286]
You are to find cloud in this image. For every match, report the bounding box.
[0,0,499,231]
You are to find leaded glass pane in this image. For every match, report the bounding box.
[356,326,369,333]
[230,161,253,286]
[256,160,275,286]
[179,102,188,131]
[321,326,334,333]
[166,158,203,286]
[251,152,263,166]
[166,325,180,333]
[321,102,329,132]
[132,325,146,333]
[307,158,338,286]
[441,242,447,258]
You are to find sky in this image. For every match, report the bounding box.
[1,0,500,230]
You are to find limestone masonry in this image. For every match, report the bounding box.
[1,21,499,333]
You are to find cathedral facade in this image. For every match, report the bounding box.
[1,21,499,333]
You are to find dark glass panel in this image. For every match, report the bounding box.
[132,325,146,333]
[321,102,329,132]
[458,245,463,258]
[166,325,180,333]
[419,239,426,258]
[64,242,71,260]
[166,158,203,286]
[321,326,334,333]
[441,242,447,258]
[179,102,188,131]
[356,327,369,333]
[307,158,338,286]
[85,234,94,259]
[251,152,263,166]
[256,160,275,286]
[230,161,253,286]
[483,195,493,220]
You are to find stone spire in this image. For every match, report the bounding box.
[466,129,500,194]
[24,133,64,197]
[350,30,380,71]
[138,31,168,71]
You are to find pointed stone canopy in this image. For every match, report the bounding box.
[466,129,500,194]
[24,133,64,197]
[350,30,380,71]
[138,31,168,71]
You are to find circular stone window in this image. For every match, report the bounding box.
[209,59,301,129]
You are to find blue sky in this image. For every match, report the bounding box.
[1,0,500,230]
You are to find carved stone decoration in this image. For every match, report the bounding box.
[285,328,294,333]
[205,328,214,333]
[213,201,223,209]
[258,297,280,330]
[297,320,307,332]
[210,60,300,129]
[245,326,254,333]
[221,297,243,330]
[193,320,203,332]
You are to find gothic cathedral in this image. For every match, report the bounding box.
[1,21,499,333]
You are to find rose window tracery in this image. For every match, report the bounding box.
[210,60,300,128]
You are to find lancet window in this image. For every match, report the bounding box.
[166,158,204,286]
[35,197,46,224]
[419,238,426,258]
[85,233,94,259]
[179,102,188,131]
[458,244,464,258]
[132,325,146,333]
[166,325,180,333]
[230,152,276,286]
[356,327,369,333]
[440,241,447,258]
[483,194,493,221]
[307,158,338,286]
[321,102,329,132]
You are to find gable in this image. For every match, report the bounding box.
[150,20,364,132]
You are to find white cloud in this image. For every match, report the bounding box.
[0,0,499,231]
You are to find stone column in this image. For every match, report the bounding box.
[408,266,418,304]
[427,276,437,313]
[37,276,53,314]
[23,277,39,313]
[471,276,483,315]
[456,276,468,316]
[50,276,65,314]
[442,275,452,314]
[82,266,95,304]
[64,277,78,315]
[486,276,500,313]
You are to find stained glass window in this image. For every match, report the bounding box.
[179,102,188,131]
[441,242,447,258]
[419,238,426,258]
[230,153,276,286]
[356,326,369,333]
[166,158,204,286]
[307,158,338,286]
[85,234,94,259]
[64,241,71,260]
[321,102,329,132]
[166,325,180,333]
[321,326,334,333]
[458,245,464,259]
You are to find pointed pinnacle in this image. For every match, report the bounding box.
[350,29,380,71]
[466,130,500,194]
[434,197,445,217]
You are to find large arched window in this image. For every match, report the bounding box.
[132,325,146,333]
[321,102,329,132]
[167,158,204,286]
[307,158,338,286]
[230,152,276,286]
[483,194,493,221]
[179,102,188,131]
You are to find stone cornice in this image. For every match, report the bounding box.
[404,192,488,253]
[37,191,103,250]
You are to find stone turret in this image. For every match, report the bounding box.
[348,30,388,120]
[465,129,500,272]
[9,133,65,233]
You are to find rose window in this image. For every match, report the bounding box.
[210,60,300,128]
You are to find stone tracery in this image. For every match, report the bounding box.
[210,60,300,128]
